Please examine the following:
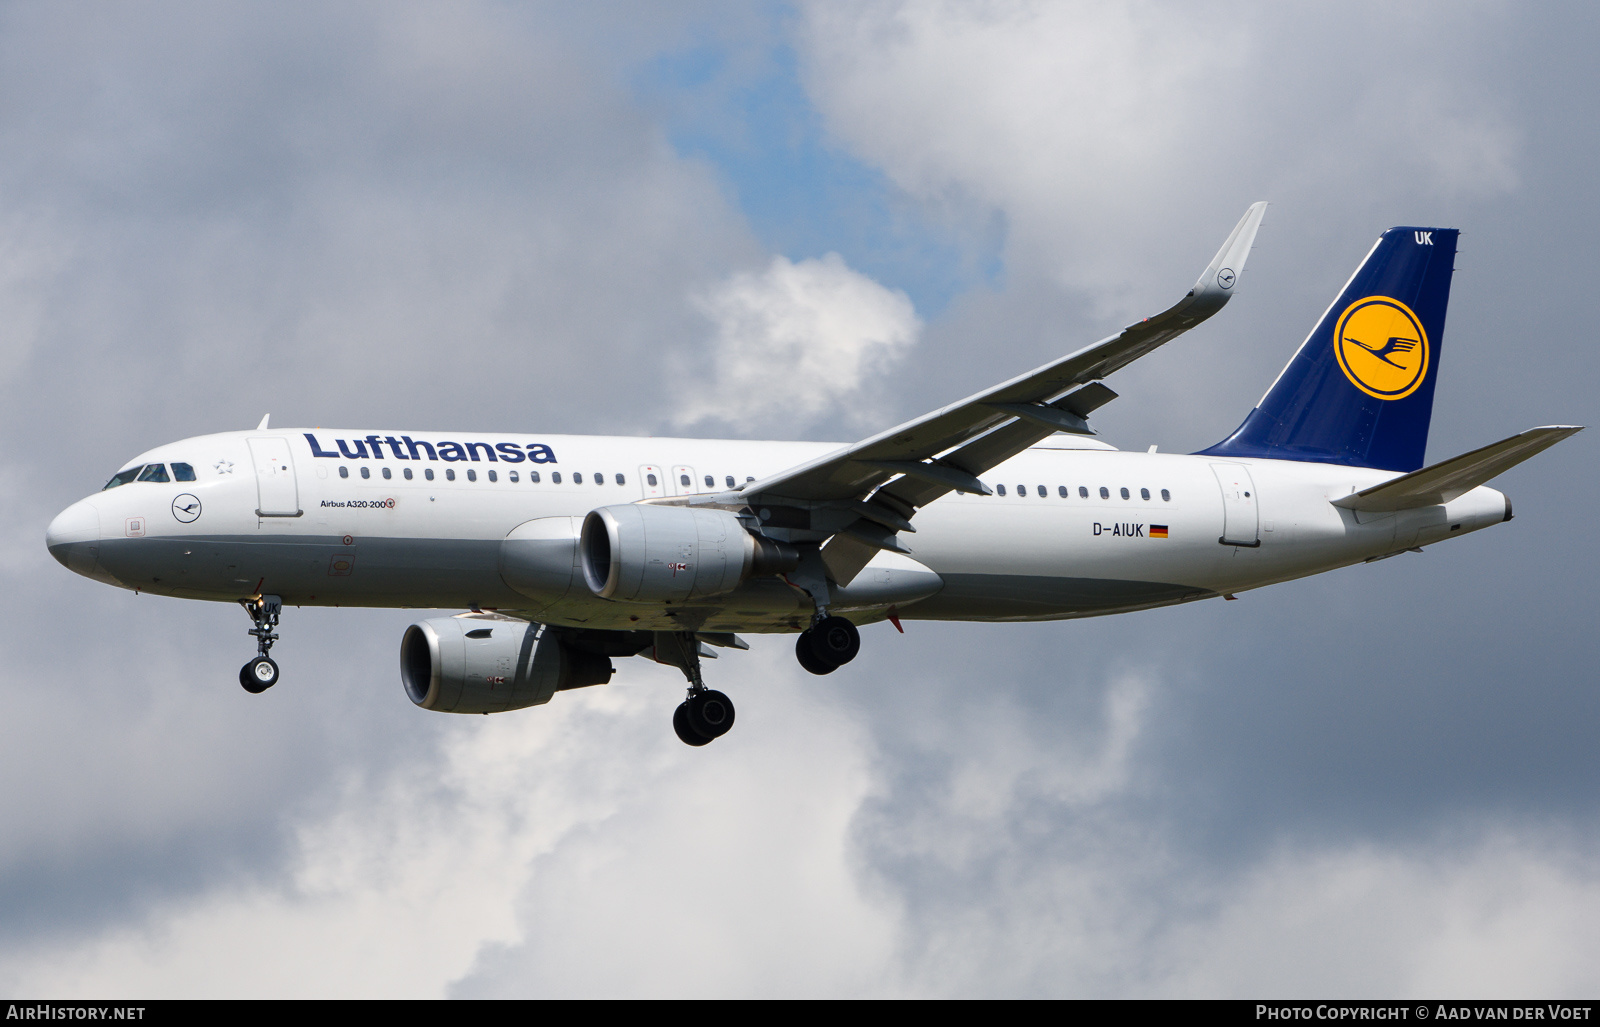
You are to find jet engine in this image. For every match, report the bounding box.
[580,504,798,604]
[400,614,612,714]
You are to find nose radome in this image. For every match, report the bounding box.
[46,499,100,571]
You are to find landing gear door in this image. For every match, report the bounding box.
[249,437,302,517]
[1210,462,1259,547]
[639,465,665,500]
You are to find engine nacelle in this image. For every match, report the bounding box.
[580,504,798,604]
[400,615,612,714]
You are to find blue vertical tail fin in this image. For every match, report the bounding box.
[1199,226,1457,472]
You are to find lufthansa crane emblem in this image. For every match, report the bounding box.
[172,494,202,523]
[1216,267,1237,289]
[1334,295,1430,400]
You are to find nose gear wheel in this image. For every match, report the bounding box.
[240,656,279,693]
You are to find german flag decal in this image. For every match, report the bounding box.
[1150,525,1169,539]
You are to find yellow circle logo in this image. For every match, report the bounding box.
[1334,296,1429,400]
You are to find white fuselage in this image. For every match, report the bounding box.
[46,428,1511,632]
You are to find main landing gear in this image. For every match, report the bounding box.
[673,689,736,747]
[655,632,737,747]
[794,615,860,676]
[238,594,283,694]
[653,614,859,746]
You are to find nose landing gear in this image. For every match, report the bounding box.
[238,594,283,694]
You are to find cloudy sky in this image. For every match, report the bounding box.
[4,0,1598,998]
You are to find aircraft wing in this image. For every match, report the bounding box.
[1332,425,1584,513]
[733,202,1267,578]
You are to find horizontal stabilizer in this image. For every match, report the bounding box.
[1332,426,1583,512]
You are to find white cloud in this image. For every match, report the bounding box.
[6,632,1600,998]
[1153,835,1600,997]
[0,649,897,998]
[796,2,1520,309]
[675,253,920,434]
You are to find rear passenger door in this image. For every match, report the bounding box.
[1210,463,1259,547]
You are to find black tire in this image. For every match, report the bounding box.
[673,702,713,746]
[687,689,736,739]
[240,656,279,693]
[806,616,860,667]
[795,633,836,675]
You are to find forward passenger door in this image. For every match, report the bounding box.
[248,437,301,518]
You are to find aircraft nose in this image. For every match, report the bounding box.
[46,499,101,574]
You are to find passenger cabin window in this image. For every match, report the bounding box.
[425,468,435,481]
[530,471,540,483]
[137,464,170,483]
[1058,485,1068,498]
[551,472,561,484]
[725,475,735,488]
[1099,487,1109,499]
[997,484,1007,496]
[103,466,144,490]
[1037,485,1046,498]
[404,467,413,480]
[172,462,196,482]
[446,469,456,481]
[593,472,602,485]
[467,469,477,482]
[647,473,658,486]
[360,466,371,480]
[1016,484,1026,496]
[382,467,392,480]
[1161,489,1171,501]
[615,473,625,486]
[1079,486,1089,498]
[488,470,497,482]
[704,474,714,488]
[679,474,690,487]
[509,471,518,483]
[573,473,583,484]
[339,466,349,479]
[1141,488,1150,500]
[1120,487,1130,499]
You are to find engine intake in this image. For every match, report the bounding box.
[401,615,612,714]
[580,504,798,604]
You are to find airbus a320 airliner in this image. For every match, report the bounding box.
[46,204,1580,745]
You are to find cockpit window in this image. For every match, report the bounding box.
[137,464,171,483]
[172,462,196,482]
[103,466,144,490]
